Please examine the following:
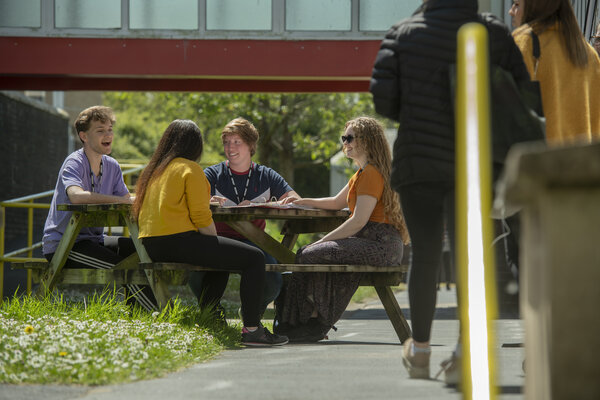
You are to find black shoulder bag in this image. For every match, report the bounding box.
[449,30,546,167]
[489,31,546,166]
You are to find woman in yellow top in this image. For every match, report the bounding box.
[132,119,287,346]
[275,117,409,342]
[512,0,600,145]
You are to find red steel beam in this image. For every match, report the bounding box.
[0,75,369,92]
[0,37,381,92]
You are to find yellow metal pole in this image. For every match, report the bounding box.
[27,200,34,295]
[455,22,499,400]
[0,206,5,303]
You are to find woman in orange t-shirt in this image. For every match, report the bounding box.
[275,117,409,342]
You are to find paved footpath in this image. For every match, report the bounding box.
[0,288,525,400]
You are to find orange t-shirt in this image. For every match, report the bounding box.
[347,163,388,224]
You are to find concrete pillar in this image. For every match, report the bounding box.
[500,142,600,400]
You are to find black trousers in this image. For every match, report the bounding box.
[45,237,158,312]
[143,231,265,327]
[187,239,282,315]
[398,182,456,343]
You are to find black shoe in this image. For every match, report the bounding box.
[242,325,289,346]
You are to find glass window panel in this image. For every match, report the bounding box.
[130,0,198,30]
[286,0,351,31]
[206,0,271,31]
[0,0,41,28]
[55,0,120,29]
[359,0,422,31]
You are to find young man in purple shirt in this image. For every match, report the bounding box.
[42,106,157,311]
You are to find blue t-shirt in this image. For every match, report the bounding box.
[42,149,129,255]
[204,161,293,238]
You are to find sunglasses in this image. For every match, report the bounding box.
[341,135,355,143]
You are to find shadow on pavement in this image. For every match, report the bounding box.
[342,306,458,320]
[498,385,523,394]
[290,340,401,346]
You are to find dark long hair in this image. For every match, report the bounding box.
[522,0,589,67]
[132,119,203,220]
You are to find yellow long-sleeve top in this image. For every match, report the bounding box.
[138,157,213,238]
[513,23,600,145]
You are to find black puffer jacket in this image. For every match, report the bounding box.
[370,0,530,189]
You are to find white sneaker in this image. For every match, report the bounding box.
[435,353,461,385]
[402,338,431,379]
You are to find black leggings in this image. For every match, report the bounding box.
[143,231,265,327]
[398,182,456,343]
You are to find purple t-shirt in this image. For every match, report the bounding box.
[42,149,129,255]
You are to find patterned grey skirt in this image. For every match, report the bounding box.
[279,221,404,329]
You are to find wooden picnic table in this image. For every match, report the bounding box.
[38,203,348,300]
[23,202,411,342]
[209,204,349,264]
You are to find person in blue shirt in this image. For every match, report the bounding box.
[42,106,157,311]
[188,117,300,320]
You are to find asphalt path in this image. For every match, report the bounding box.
[0,288,525,400]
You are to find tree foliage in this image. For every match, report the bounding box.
[103,91,377,196]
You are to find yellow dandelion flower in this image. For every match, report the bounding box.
[59,351,68,357]
[24,325,34,334]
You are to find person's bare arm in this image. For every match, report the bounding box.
[292,183,349,210]
[66,186,132,204]
[198,221,218,236]
[314,195,377,243]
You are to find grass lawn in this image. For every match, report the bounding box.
[0,277,406,386]
[0,289,240,385]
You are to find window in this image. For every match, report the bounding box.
[130,0,198,30]
[206,0,271,30]
[359,0,421,31]
[55,0,121,29]
[0,0,41,28]
[286,0,351,31]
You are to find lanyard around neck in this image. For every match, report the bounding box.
[88,157,103,193]
[227,161,253,204]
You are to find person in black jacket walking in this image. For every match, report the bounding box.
[370,0,530,383]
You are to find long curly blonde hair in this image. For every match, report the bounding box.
[345,117,409,243]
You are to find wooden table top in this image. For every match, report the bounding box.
[58,203,350,220]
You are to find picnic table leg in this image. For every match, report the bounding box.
[37,213,85,297]
[281,233,299,251]
[112,252,140,270]
[226,220,296,264]
[125,216,172,310]
[374,285,412,344]
[143,270,172,310]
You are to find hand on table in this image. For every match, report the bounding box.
[210,196,228,206]
[280,195,301,205]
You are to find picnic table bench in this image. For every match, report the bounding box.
[11,203,412,343]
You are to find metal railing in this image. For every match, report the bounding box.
[0,163,146,301]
